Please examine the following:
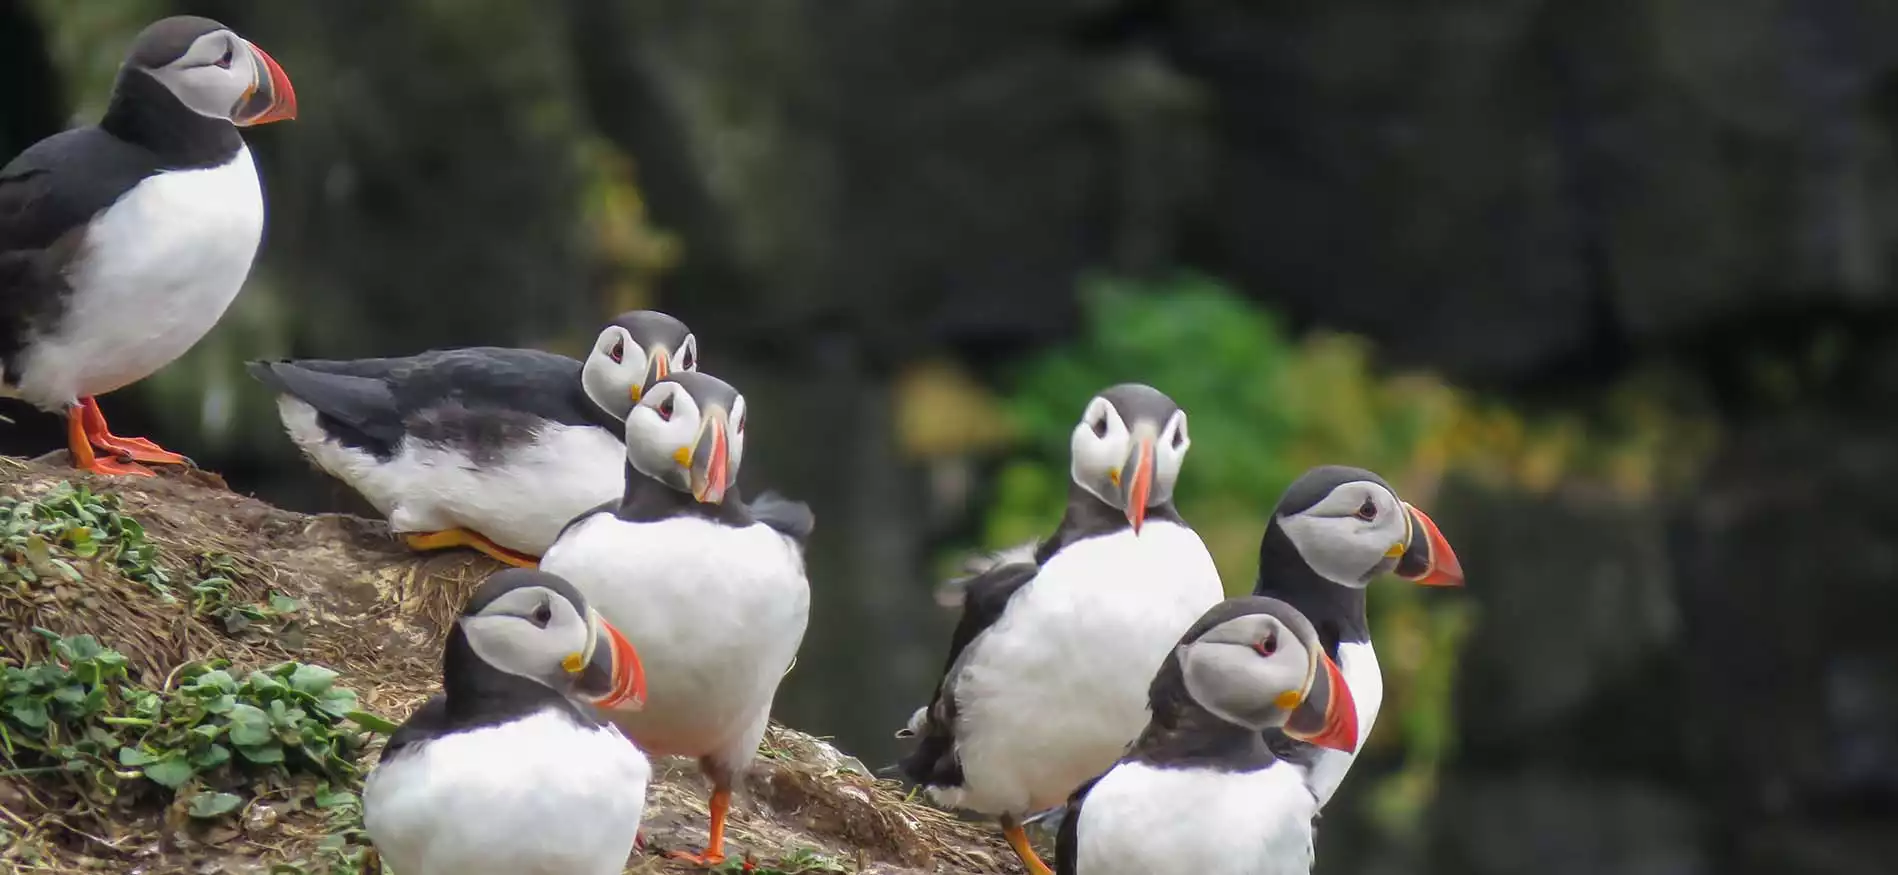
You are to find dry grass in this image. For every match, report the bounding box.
[0,455,1018,874]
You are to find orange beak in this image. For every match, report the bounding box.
[691,415,732,505]
[235,42,297,126]
[1286,652,1359,752]
[1124,437,1154,534]
[591,616,647,711]
[1397,504,1464,587]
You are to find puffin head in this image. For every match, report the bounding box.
[1070,383,1190,534]
[456,569,646,711]
[1167,596,1358,749]
[122,16,296,127]
[623,371,746,505]
[1268,465,1464,590]
[580,310,698,421]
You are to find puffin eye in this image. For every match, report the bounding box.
[1253,633,1277,657]
[680,346,696,371]
[1090,413,1109,439]
[657,395,675,422]
[215,47,235,69]
[608,339,625,364]
[1355,498,1378,521]
[735,411,745,434]
[530,602,553,628]
[1170,426,1186,450]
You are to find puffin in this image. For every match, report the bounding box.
[539,371,813,867]
[363,568,650,875]
[1055,596,1360,875]
[246,310,695,567]
[1251,465,1463,809]
[0,15,295,477]
[898,383,1225,875]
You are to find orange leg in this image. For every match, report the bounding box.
[66,405,154,477]
[1002,814,1054,875]
[666,787,732,867]
[76,396,190,466]
[403,530,540,568]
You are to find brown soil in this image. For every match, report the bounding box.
[0,455,1018,874]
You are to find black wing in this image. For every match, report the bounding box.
[549,500,620,549]
[247,347,594,457]
[748,489,814,543]
[378,693,450,763]
[1,128,157,375]
[1054,771,1107,875]
[897,559,1039,787]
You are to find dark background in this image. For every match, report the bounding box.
[4,1,1896,873]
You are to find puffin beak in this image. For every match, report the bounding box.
[576,608,647,711]
[1122,436,1155,534]
[689,406,734,505]
[1396,503,1464,587]
[1283,652,1359,753]
[233,41,297,126]
[649,349,671,382]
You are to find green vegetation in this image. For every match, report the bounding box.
[714,847,853,874]
[0,481,385,869]
[0,632,382,820]
[978,273,1709,837]
[1,482,303,644]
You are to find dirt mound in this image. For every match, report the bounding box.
[0,455,1015,874]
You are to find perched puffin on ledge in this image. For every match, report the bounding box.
[0,15,295,476]
[541,371,812,867]
[1057,596,1359,875]
[247,310,695,567]
[898,383,1225,875]
[363,568,650,875]
[1252,465,1463,808]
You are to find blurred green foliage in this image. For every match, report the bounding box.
[976,273,1711,835]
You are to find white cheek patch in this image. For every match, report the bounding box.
[1277,514,1379,588]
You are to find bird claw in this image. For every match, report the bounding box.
[664,849,729,868]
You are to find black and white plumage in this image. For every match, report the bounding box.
[540,371,811,867]
[898,383,1225,875]
[363,568,650,875]
[1055,596,1359,875]
[1252,466,1463,808]
[247,310,696,565]
[0,15,294,477]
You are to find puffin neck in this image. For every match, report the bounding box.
[1251,520,1370,651]
[438,624,576,730]
[100,69,243,169]
[1128,651,1276,770]
[571,377,625,438]
[613,462,754,527]
[1033,480,1187,564]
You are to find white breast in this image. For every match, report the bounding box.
[362,710,651,875]
[933,522,1225,815]
[1076,760,1317,875]
[11,147,262,408]
[540,513,810,759]
[1303,640,1381,808]
[277,397,625,555]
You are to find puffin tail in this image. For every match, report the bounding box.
[245,359,401,449]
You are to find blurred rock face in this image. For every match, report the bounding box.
[8,1,1898,872]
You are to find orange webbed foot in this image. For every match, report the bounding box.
[403,529,541,568]
[66,404,155,477]
[76,396,191,466]
[1002,814,1056,875]
[664,849,729,868]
